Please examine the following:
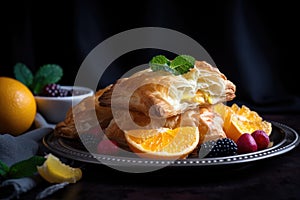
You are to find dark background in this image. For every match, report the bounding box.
[1,0,299,113]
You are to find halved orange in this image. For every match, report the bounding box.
[124,127,199,159]
[214,103,272,142]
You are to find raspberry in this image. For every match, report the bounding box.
[237,133,258,154]
[251,130,270,150]
[199,138,238,158]
[97,139,119,155]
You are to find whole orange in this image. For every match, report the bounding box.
[0,77,37,135]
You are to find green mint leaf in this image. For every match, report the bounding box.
[8,156,46,179]
[170,55,195,75]
[31,75,47,95]
[32,64,63,95]
[149,55,171,71]
[0,160,9,177]
[13,63,33,87]
[149,54,195,75]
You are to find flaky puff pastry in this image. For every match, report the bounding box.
[54,60,234,141]
[99,61,236,118]
[54,85,113,139]
[105,106,226,150]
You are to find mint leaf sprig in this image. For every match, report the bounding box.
[0,156,46,180]
[14,63,63,95]
[149,54,195,75]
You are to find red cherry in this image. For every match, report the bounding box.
[97,139,119,155]
[236,133,258,154]
[251,130,270,150]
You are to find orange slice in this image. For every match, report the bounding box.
[124,127,199,159]
[214,103,272,142]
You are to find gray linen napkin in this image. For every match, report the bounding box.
[0,113,54,200]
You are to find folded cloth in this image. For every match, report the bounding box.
[0,177,42,200]
[0,127,53,167]
[34,113,56,129]
[0,113,54,200]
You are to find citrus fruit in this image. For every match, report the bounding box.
[124,127,199,159]
[37,153,82,183]
[214,103,272,142]
[0,77,37,135]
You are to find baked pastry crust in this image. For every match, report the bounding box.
[54,60,234,148]
[99,61,236,118]
[54,84,113,139]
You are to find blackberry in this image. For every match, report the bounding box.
[198,138,238,158]
[42,84,72,97]
[79,134,101,153]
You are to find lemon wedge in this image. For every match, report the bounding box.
[37,154,82,183]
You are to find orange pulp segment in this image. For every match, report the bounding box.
[124,127,199,159]
[214,103,272,142]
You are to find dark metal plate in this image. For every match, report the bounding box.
[42,121,299,171]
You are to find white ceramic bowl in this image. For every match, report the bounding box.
[34,86,94,124]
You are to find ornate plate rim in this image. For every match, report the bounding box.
[42,121,300,168]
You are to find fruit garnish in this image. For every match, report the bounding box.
[97,139,119,155]
[37,154,82,183]
[214,103,272,142]
[236,133,258,154]
[0,77,37,135]
[41,84,73,97]
[14,62,63,95]
[149,54,195,75]
[251,130,270,150]
[124,127,199,160]
[198,138,238,158]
